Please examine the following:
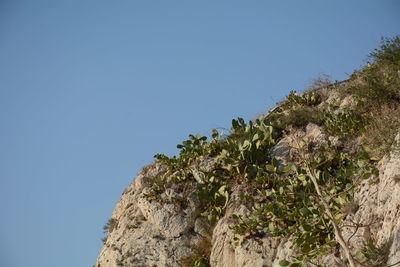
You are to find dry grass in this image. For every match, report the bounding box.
[305,74,333,92]
[361,103,400,158]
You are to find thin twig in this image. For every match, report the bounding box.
[346,218,361,245]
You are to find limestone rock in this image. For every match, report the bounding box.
[340,133,400,266]
[96,163,202,267]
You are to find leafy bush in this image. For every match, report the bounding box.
[150,117,280,225]
[287,90,322,106]
[266,106,323,131]
[142,174,167,201]
[287,106,323,128]
[197,169,230,223]
[220,117,278,178]
[370,36,400,66]
[323,109,368,138]
[230,144,377,263]
[349,36,400,107]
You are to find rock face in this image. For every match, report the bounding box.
[341,133,400,266]
[96,163,203,267]
[96,130,400,266]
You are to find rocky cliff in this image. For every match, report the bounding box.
[95,38,400,267]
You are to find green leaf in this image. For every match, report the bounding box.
[279,186,284,195]
[302,224,312,231]
[266,164,276,172]
[252,133,259,141]
[300,208,310,215]
[298,174,307,181]
[279,259,290,266]
[355,251,366,260]
[265,190,273,197]
[242,140,251,149]
[211,129,219,138]
[269,222,275,232]
[298,140,306,148]
[232,119,239,129]
[281,165,292,173]
[218,185,227,194]
[362,172,372,179]
[372,167,379,176]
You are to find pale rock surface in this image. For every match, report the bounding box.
[341,133,400,266]
[209,186,282,267]
[96,163,203,267]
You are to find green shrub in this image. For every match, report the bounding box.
[370,36,400,66]
[142,174,167,201]
[287,106,323,128]
[151,117,280,224]
[323,109,368,138]
[287,90,322,106]
[266,106,323,131]
[197,169,230,223]
[230,144,377,263]
[265,90,323,132]
[350,36,400,107]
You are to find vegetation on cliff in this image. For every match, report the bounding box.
[103,36,400,267]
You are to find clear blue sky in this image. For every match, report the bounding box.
[0,1,398,266]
